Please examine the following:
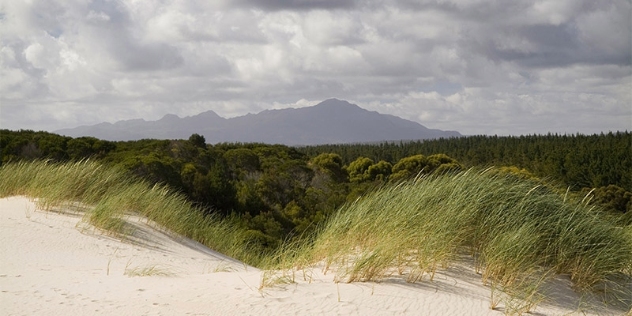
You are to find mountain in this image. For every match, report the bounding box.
[55,99,461,145]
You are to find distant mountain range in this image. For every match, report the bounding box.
[55,99,461,145]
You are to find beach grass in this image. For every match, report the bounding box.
[1,161,630,314]
[278,168,632,313]
[0,160,266,266]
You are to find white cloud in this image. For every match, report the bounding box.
[302,10,362,46]
[0,0,630,135]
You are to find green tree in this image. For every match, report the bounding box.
[346,157,373,183]
[67,137,114,160]
[204,160,237,213]
[427,154,462,174]
[585,185,631,214]
[188,133,207,149]
[310,153,347,183]
[367,160,392,181]
[390,154,428,181]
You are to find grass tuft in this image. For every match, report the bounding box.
[124,264,174,277]
[0,160,266,267]
[277,168,632,314]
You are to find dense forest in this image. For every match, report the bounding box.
[299,132,632,191]
[1,129,630,250]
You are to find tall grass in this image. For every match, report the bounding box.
[2,161,630,313]
[290,168,632,312]
[0,160,265,266]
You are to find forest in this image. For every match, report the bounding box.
[1,129,630,251]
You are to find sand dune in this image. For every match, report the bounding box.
[0,196,624,315]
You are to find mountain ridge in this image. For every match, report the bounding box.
[55,99,461,145]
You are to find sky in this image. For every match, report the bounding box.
[1,0,630,136]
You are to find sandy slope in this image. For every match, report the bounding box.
[0,196,625,315]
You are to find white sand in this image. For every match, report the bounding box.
[0,196,625,315]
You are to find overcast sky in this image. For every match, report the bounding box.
[1,0,630,136]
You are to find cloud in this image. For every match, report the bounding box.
[0,0,630,135]
[232,0,358,11]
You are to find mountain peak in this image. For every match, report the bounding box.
[315,98,358,109]
[191,110,223,119]
[159,114,180,121]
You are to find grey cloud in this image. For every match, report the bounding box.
[420,81,463,96]
[84,0,184,71]
[160,10,268,44]
[399,0,631,70]
[483,22,630,68]
[183,24,267,44]
[86,0,138,27]
[396,0,530,21]
[233,0,358,11]
[25,1,66,38]
[482,23,582,68]
[263,77,347,102]
[115,43,184,71]
[1,41,50,99]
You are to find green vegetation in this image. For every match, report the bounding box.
[0,130,468,249]
[277,169,632,313]
[335,170,630,284]
[299,132,632,191]
[1,129,630,256]
[1,145,630,313]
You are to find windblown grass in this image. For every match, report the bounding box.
[283,168,632,313]
[0,160,265,266]
[2,161,630,313]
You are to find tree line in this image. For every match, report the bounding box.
[298,132,632,191]
[2,129,630,250]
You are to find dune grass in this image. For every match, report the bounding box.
[0,160,266,267]
[279,168,632,313]
[2,161,630,313]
